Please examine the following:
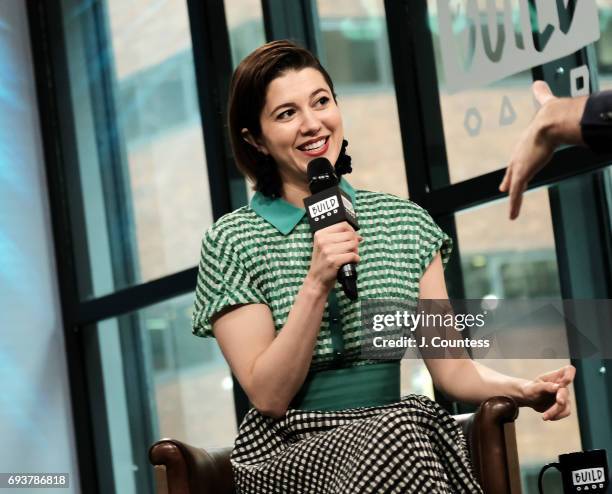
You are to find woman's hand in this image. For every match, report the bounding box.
[519,364,576,421]
[306,222,362,293]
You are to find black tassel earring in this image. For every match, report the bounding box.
[254,153,283,198]
[335,139,353,176]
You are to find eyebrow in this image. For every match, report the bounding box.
[269,88,329,116]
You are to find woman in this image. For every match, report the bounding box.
[192,40,575,493]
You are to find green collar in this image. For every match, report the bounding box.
[250,178,357,235]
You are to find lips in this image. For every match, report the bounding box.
[297,136,329,157]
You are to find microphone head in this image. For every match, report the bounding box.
[307,157,334,178]
[307,157,338,193]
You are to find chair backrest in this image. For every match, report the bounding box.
[454,411,476,443]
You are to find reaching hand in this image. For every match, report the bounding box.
[499,81,558,220]
[519,364,576,421]
[499,81,588,220]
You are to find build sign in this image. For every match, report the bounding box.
[437,0,600,93]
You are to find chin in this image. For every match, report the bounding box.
[296,147,337,173]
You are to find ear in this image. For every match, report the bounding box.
[241,128,269,155]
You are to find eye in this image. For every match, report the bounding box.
[277,108,295,120]
[316,96,330,107]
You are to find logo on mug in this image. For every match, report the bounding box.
[539,449,609,494]
[572,467,605,487]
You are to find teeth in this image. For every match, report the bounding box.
[302,138,326,151]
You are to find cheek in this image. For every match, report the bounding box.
[260,122,295,153]
[327,107,343,134]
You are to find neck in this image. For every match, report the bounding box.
[281,180,310,209]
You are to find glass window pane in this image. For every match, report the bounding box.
[224,0,266,68]
[315,0,408,198]
[427,1,538,184]
[594,2,612,90]
[400,359,435,400]
[455,188,581,493]
[146,294,236,447]
[224,0,266,202]
[61,0,213,298]
[87,293,235,493]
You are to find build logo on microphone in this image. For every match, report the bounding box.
[309,196,339,222]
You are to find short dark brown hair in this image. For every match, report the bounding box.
[227,40,338,198]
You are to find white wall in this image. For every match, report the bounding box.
[0,1,80,492]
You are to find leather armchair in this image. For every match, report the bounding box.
[149,396,521,494]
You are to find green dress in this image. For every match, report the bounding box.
[192,180,482,493]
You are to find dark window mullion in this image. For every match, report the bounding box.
[384,0,466,415]
[549,174,612,460]
[421,147,612,216]
[187,0,251,423]
[72,4,160,491]
[383,0,465,300]
[261,0,318,54]
[542,1,612,467]
[186,0,246,216]
[84,0,139,290]
[26,1,101,493]
[76,268,198,326]
[384,0,440,203]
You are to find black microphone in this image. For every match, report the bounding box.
[304,158,359,300]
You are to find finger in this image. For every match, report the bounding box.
[326,239,360,255]
[314,225,357,245]
[544,381,561,394]
[335,252,361,266]
[530,381,559,399]
[542,402,562,421]
[320,222,355,234]
[499,166,512,192]
[508,178,526,220]
[564,401,572,418]
[532,80,555,107]
[540,365,573,385]
[551,401,572,421]
[561,365,576,386]
[556,366,571,385]
[325,231,362,243]
[555,408,571,420]
[538,366,566,382]
[556,387,569,406]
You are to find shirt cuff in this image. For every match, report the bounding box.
[580,90,612,153]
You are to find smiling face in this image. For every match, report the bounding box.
[244,68,343,190]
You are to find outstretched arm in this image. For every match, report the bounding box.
[418,253,575,421]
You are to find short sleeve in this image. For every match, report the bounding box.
[192,229,267,338]
[415,206,453,273]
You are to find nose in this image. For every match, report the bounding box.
[300,108,321,136]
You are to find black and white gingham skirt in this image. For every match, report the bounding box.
[230,394,484,493]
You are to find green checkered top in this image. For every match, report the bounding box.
[192,179,452,371]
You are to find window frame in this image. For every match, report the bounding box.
[384,0,612,451]
[26,0,612,492]
[27,0,244,492]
